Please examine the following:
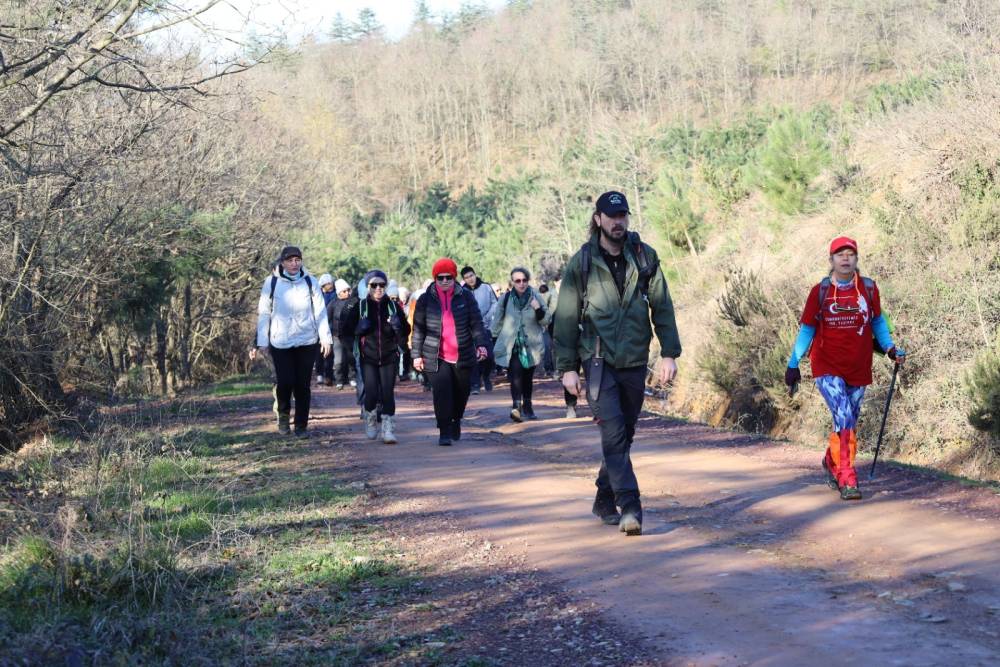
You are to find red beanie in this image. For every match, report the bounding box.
[431,257,458,278]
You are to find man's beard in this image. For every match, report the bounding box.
[600,225,626,246]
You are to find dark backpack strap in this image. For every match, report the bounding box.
[861,276,876,306]
[628,231,656,298]
[266,275,279,345]
[816,277,832,324]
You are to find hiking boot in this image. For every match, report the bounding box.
[364,410,379,440]
[381,415,397,445]
[483,376,493,392]
[840,485,862,501]
[565,405,577,420]
[293,427,308,439]
[522,401,538,420]
[452,419,462,441]
[336,383,344,390]
[821,458,839,491]
[619,503,643,536]
[277,413,291,435]
[592,491,621,526]
[438,428,452,446]
[510,402,523,423]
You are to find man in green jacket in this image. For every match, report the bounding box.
[553,191,681,536]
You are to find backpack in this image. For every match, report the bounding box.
[578,231,657,327]
[815,275,893,355]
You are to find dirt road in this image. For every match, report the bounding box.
[310,378,1000,666]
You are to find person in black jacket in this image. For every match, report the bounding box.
[411,258,490,446]
[343,270,410,444]
[327,278,358,389]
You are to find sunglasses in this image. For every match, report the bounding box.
[512,278,528,284]
[369,282,386,289]
[436,275,454,282]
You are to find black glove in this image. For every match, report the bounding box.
[784,367,801,387]
[887,346,905,362]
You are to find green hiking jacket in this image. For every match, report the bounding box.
[553,234,681,371]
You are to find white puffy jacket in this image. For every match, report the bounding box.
[256,268,333,349]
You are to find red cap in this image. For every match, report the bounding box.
[431,257,458,278]
[829,236,858,255]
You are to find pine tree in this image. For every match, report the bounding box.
[330,12,356,42]
[355,7,384,40]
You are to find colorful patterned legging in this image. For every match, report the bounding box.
[815,375,866,431]
[815,375,867,486]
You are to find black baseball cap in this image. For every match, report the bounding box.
[595,191,630,215]
[279,245,302,260]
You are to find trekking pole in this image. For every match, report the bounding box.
[868,362,900,480]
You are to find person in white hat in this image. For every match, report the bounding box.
[326,278,358,390]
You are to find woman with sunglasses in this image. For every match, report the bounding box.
[411,258,490,446]
[344,270,409,444]
[785,236,905,501]
[492,267,550,422]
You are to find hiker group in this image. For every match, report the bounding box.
[255,190,905,537]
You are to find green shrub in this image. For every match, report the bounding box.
[699,269,798,432]
[965,346,1000,445]
[646,169,707,254]
[752,112,832,215]
[863,74,941,116]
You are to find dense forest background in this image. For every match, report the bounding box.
[4,0,1000,479]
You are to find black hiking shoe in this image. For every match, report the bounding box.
[592,492,620,526]
[438,428,452,446]
[840,485,862,501]
[522,401,538,420]
[821,458,839,491]
[293,427,308,439]
[619,503,643,536]
[452,420,461,441]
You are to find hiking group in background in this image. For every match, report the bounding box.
[253,191,906,537]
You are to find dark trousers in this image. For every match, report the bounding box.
[314,346,333,381]
[542,330,555,374]
[270,344,319,428]
[333,336,355,384]
[585,364,646,509]
[564,388,578,408]
[399,345,412,378]
[508,354,536,404]
[428,361,471,429]
[470,347,495,390]
[362,360,397,416]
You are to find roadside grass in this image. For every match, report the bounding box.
[0,383,422,665]
[209,374,273,397]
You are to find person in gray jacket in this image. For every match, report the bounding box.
[256,246,333,437]
[462,265,498,393]
[491,267,551,421]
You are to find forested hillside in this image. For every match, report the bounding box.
[4,0,1000,479]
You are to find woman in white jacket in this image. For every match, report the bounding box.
[256,246,332,436]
